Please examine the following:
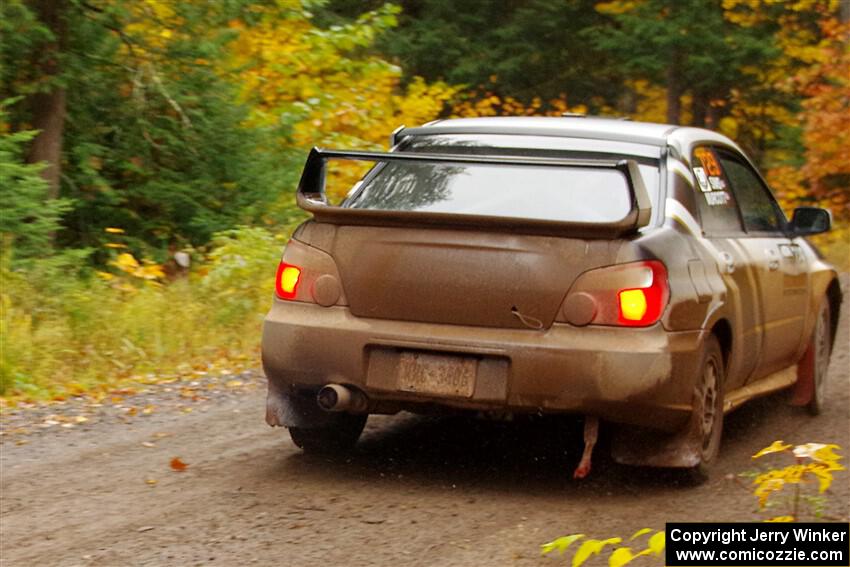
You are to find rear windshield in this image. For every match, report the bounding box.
[344,135,658,224]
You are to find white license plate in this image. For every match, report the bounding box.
[398,352,477,398]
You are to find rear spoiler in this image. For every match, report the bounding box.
[296,147,651,238]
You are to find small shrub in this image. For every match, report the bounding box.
[749,440,846,522]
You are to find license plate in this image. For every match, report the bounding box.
[398,352,477,398]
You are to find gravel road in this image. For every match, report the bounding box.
[2,295,848,567]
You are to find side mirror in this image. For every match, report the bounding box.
[790,207,831,236]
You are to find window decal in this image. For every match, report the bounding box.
[693,167,710,192]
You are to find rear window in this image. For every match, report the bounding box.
[346,162,632,223]
[344,135,656,224]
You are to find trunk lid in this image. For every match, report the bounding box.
[319,225,620,329]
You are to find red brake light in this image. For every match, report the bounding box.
[559,260,669,327]
[616,261,668,326]
[275,262,302,300]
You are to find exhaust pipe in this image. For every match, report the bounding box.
[317,384,368,413]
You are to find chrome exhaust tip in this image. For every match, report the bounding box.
[317,384,368,413]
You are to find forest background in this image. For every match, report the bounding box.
[1,0,848,401]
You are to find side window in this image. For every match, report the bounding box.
[691,146,744,236]
[715,149,786,234]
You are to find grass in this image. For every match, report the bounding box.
[0,227,286,403]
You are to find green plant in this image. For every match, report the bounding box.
[749,440,846,522]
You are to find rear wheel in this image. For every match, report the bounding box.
[807,301,832,416]
[289,413,367,454]
[687,335,725,484]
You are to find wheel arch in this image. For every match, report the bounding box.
[709,318,733,373]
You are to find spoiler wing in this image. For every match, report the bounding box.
[295,147,651,238]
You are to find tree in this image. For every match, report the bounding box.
[590,0,780,127]
[1,0,296,258]
[320,0,622,111]
[226,2,457,151]
[0,103,69,263]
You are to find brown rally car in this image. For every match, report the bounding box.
[262,117,842,479]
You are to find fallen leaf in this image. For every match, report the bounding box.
[170,457,188,472]
[141,442,156,448]
[74,416,89,423]
[226,380,244,388]
[137,526,155,532]
[145,479,158,486]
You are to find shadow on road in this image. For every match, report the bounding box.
[274,388,800,496]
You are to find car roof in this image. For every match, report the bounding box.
[399,116,741,155]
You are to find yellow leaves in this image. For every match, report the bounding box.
[452,92,578,119]
[108,252,166,285]
[543,530,664,567]
[541,534,584,556]
[113,252,140,271]
[751,441,845,513]
[792,442,839,462]
[629,528,652,540]
[595,1,639,15]
[573,538,622,567]
[718,116,739,140]
[647,531,665,555]
[753,440,793,459]
[104,227,125,234]
[608,547,638,567]
[766,515,796,522]
[224,4,453,151]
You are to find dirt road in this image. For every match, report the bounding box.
[2,302,848,567]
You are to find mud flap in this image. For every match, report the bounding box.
[611,346,712,468]
[266,383,336,429]
[610,420,702,468]
[790,342,815,406]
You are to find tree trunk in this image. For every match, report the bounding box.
[25,0,68,200]
[665,63,682,124]
[691,91,708,127]
[27,89,66,198]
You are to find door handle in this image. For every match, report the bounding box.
[765,248,780,271]
[719,252,735,274]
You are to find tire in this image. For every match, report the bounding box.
[289,413,367,454]
[807,301,832,416]
[686,335,725,484]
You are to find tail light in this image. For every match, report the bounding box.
[558,260,669,327]
[272,239,346,306]
[275,262,302,300]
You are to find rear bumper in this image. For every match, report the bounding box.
[261,300,707,431]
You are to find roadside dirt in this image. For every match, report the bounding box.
[2,299,848,566]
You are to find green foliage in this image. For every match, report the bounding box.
[321,0,620,108]
[200,227,285,325]
[0,226,287,398]
[1,0,300,259]
[0,102,70,264]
